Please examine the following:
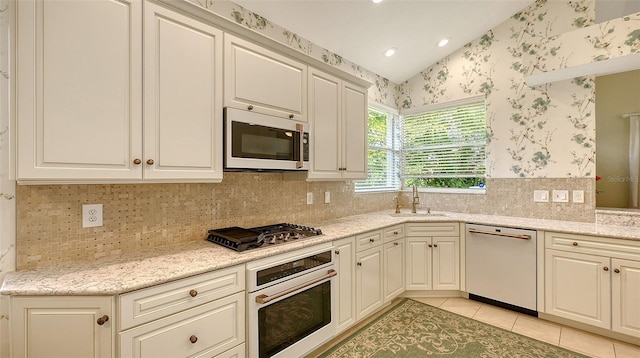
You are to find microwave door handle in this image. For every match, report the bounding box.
[296,123,304,169]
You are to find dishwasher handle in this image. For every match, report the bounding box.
[468,228,532,240]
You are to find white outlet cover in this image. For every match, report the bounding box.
[572,190,585,203]
[533,190,549,202]
[552,190,569,203]
[82,204,103,228]
[324,191,331,204]
[306,192,313,205]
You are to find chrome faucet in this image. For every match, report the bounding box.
[411,184,420,213]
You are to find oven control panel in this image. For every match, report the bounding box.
[256,250,332,287]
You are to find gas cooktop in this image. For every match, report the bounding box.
[207,223,323,252]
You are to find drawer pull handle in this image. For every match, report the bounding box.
[189,289,198,297]
[369,238,375,243]
[248,105,254,110]
[357,262,362,266]
[572,242,578,246]
[614,268,620,273]
[393,231,399,235]
[189,335,198,344]
[289,114,294,119]
[335,250,340,255]
[394,242,399,246]
[96,315,109,326]
[603,267,609,271]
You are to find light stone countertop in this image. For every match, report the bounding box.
[2,210,639,296]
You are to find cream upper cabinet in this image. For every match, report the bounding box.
[333,236,357,334]
[224,34,307,122]
[405,223,460,291]
[11,296,114,358]
[306,68,367,180]
[17,0,143,182]
[143,1,223,181]
[544,231,640,338]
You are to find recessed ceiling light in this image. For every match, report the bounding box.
[437,38,450,47]
[383,47,396,57]
[372,0,383,4]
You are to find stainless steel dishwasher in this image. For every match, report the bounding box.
[466,223,538,315]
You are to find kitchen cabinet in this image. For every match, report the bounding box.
[17,0,142,182]
[305,68,367,180]
[119,265,246,357]
[333,236,357,334]
[224,34,307,122]
[142,1,224,181]
[10,296,114,358]
[17,0,224,183]
[354,230,384,320]
[545,232,640,338]
[383,238,405,302]
[405,223,460,291]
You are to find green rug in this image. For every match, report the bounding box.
[318,299,589,357]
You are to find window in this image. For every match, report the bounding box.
[355,105,400,192]
[401,98,486,189]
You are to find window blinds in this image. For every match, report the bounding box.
[402,101,486,179]
[355,110,400,191]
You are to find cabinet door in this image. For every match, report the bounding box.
[545,249,611,329]
[17,0,142,181]
[384,239,405,302]
[356,246,383,320]
[405,237,432,290]
[11,296,114,358]
[341,82,367,179]
[307,69,342,180]
[612,258,640,338]
[432,236,459,290]
[143,2,223,181]
[224,35,306,121]
[333,237,356,334]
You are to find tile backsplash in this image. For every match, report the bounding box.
[16,175,594,270]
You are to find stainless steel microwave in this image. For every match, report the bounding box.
[224,108,309,171]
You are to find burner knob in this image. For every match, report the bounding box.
[269,236,276,244]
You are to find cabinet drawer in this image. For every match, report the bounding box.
[119,265,244,330]
[356,230,383,252]
[405,223,459,237]
[120,291,245,358]
[384,225,404,243]
[545,232,640,261]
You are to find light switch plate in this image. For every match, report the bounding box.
[324,191,331,204]
[306,192,313,205]
[82,204,103,228]
[573,190,585,203]
[533,190,549,202]
[552,190,569,203]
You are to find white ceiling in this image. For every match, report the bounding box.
[234,0,640,84]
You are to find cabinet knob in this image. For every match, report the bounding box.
[96,315,109,326]
[189,289,198,297]
[393,231,398,235]
[603,266,609,271]
[357,262,362,266]
[433,244,438,247]
[133,158,141,165]
[572,242,578,246]
[247,105,254,111]
[189,335,198,344]
[335,250,340,255]
[428,244,433,248]
[146,159,154,165]
[369,238,375,243]
[394,242,399,246]
[614,268,620,273]
[289,114,294,119]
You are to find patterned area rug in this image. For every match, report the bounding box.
[318,298,589,358]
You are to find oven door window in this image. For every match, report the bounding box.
[231,121,308,161]
[258,281,331,358]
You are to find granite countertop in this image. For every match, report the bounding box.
[2,210,639,296]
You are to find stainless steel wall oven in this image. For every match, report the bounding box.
[247,243,335,358]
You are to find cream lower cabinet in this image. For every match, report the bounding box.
[383,238,405,302]
[333,236,357,334]
[10,296,115,358]
[405,223,460,291]
[355,230,384,320]
[305,68,367,180]
[119,265,246,358]
[545,232,640,338]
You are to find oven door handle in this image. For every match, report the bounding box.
[255,269,336,304]
[468,228,532,240]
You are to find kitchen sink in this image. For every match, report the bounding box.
[389,211,446,217]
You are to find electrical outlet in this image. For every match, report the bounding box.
[573,190,585,203]
[533,190,549,202]
[82,204,103,228]
[306,192,313,205]
[324,191,331,204]
[552,190,569,203]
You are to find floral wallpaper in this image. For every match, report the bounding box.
[397,0,597,178]
[187,0,398,109]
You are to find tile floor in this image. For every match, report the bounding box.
[412,297,640,358]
